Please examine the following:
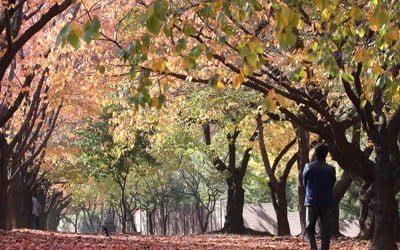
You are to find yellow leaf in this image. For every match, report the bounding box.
[152,59,166,72]
[70,22,83,37]
[354,48,364,63]
[275,93,287,107]
[265,92,277,112]
[321,9,330,22]
[313,0,327,10]
[213,0,223,11]
[354,48,370,63]
[240,63,250,76]
[151,97,159,108]
[297,19,304,30]
[369,16,379,31]
[233,74,244,89]
[372,65,384,75]
[350,6,361,20]
[313,22,323,34]
[277,5,289,29]
[217,80,224,91]
[384,28,398,44]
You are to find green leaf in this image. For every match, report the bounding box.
[251,0,263,11]
[56,23,71,46]
[238,44,249,57]
[198,4,213,19]
[291,67,306,82]
[246,51,258,66]
[376,74,392,89]
[164,25,172,37]
[83,16,101,43]
[146,15,161,35]
[184,56,197,71]
[90,16,101,37]
[175,39,187,54]
[342,73,355,84]
[255,43,264,54]
[208,75,218,87]
[68,33,80,49]
[222,25,234,35]
[153,0,168,20]
[183,25,197,36]
[189,46,203,57]
[158,94,166,105]
[142,33,151,47]
[98,65,105,74]
[360,97,367,109]
[118,49,127,60]
[217,35,226,43]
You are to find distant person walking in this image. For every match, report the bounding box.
[302,143,336,250]
[30,196,40,229]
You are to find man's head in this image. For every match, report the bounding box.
[314,143,329,160]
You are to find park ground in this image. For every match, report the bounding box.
[0,229,386,249]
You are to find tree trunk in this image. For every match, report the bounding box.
[46,208,60,231]
[195,201,206,233]
[120,198,127,234]
[273,188,291,236]
[0,136,10,230]
[0,182,6,230]
[147,210,154,235]
[223,173,245,234]
[330,205,340,238]
[296,124,309,233]
[6,178,30,229]
[370,140,398,250]
[358,182,374,239]
[330,171,352,237]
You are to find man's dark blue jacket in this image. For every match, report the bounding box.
[302,160,336,208]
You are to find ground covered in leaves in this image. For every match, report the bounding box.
[0,229,381,249]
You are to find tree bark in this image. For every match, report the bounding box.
[147,210,154,235]
[223,173,245,234]
[370,137,398,250]
[330,171,352,237]
[0,134,10,230]
[206,126,255,234]
[271,187,291,235]
[295,123,309,234]
[358,182,375,239]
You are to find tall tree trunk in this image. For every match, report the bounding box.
[46,208,60,231]
[358,182,374,239]
[0,180,6,230]
[0,135,10,230]
[6,177,31,229]
[207,126,255,235]
[296,123,309,233]
[271,187,291,235]
[223,173,245,234]
[330,205,340,238]
[195,201,207,233]
[371,139,398,250]
[330,171,352,237]
[147,210,154,235]
[120,197,127,234]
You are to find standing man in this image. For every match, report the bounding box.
[31,196,40,229]
[303,143,336,250]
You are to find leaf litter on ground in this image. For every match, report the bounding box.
[0,229,394,249]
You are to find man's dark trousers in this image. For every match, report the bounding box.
[305,206,331,250]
